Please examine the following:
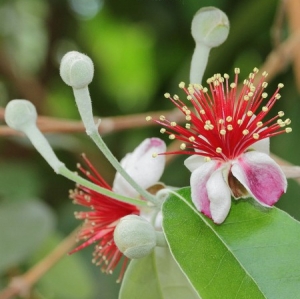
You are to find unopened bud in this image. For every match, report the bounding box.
[60,51,94,89]
[190,7,229,84]
[191,7,229,48]
[5,100,64,173]
[5,99,37,131]
[114,215,156,259]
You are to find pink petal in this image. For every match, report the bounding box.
[113,138,166,197]
[206,166,232,224]
[231,151,287,206]
[190,161,219,218]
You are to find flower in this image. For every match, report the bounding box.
[151,68,291,224]
[69,138,166,281]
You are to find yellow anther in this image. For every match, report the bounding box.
[189,136,195,142]
[253,133,259,139]
[285,118,291,125]
[226,116,232,122]
[256,121,263,127]
[164,93,170,98]
[220,129,226,135]
[146,116,152,121]
[219,119,224,124]
[185,109,191,115]
[187,95,193,100]
[180,143,186,150]
[243,129,249,135]
[159,115,166,121]
[262,71,268,77]
[200,109,205,115]
[278,83,284,88]
[285,128,292,133]
[253,67,259,73]
[169,134,175,140]
[152,152,158,158]
[186,115,192,121]
[237,119,243,125]
[185,123,191,129]
[174,94,179,100]
[262,82,268,88]
[278,111,284,117]
[227,125,233,131]
[230,83,236,89]
[262,106,268,112]
[275,94,281,100]
[262,92,268,98]
[224,73,229,79]
[171,121,177,126]
[205,120,211,125]
[204,125,210,130]
[248,92,254,97]
[234,68,240,74]
[203,87,208,93]
[179,82,185,88]
[247,111,253,117]
[204,157,211,162]
[160,128,166,134]
[216,147,222,153]
[244,95,249,101]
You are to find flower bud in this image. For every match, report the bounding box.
[189,7,229,84]
[60,51,94,89]
[5,99,37,131]
[191,7,229,48]
[5,99,64,173]
[114,215,156,259]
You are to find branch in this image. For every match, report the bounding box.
[0,229,78,299]
[0,108,184,136]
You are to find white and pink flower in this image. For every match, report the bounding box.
[153,68,291,224]
[69,138,165,280]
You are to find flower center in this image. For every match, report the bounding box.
[148,68,292,161]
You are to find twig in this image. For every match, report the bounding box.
[0,229,78,299]
[285,0,300,92]
[0,108,184,136]
[253,31,300,85]
[271,0,287,47]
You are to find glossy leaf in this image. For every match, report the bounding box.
[119,247,200,299]
[162,187,300,299]
[0,200,55,273]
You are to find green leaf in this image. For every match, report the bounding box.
[30,232,95,299]
[162,187,300,299]
[0,200,55,273]
[119,247,200,299]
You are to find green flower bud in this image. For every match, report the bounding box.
[190,7,230,84]
[60,51,94,89]
[5,99,37,131]
[191,7,229,48]
[114,215,156,259]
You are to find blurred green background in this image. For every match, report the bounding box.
[0,0,299,298]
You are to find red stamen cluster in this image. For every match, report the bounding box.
[69,154,139,282]
[148,68,291,161]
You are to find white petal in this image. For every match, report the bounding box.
[231,151,287,206]
[113,138,166,197]
[206,166,231,224]
[249,137,270,155]
[190,160,219,218]
[184,155,207,172]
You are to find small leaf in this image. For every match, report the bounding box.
[0,200,55,274]
[119,247,200,299]
[162,188,300,299]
